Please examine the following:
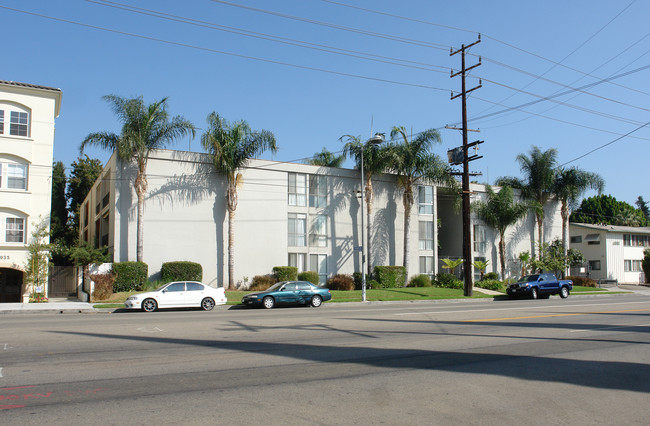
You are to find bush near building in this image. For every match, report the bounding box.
[161,261,202,283]
[250,275,276,291]
[434,272,463,289]
[374,266,406,288]
[643,249,650,284]
[326,274,355,291]
[565,275,597,287]
[475,279,502,292]
[113,261,148,292]
[272,266,298,282]
[408,274,432,287]
[298,271,320,285]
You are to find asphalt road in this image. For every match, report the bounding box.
[2,294,650,425]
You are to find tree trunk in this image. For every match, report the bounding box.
[402,183,414,286]
[134,169,147,263]
[561,201,569,277]
[499,230,506,280]
[226,181,238,290]
[536,211,544,260]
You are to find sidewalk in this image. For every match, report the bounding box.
[0,299,97,314]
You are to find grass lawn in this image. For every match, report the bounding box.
[91,284,625,308]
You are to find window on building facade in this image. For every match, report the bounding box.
[570,236,582,244]
[623,234,650,247]
[419,221,434,250]
[288,173,307,206]
[585,234,600,245]
[288,253,306,273]
[473,224,487,252]
[418,186,433,215]
[310,214,328,247]
[10,111,29,137]
[309,175,327,208]
[419,256,434,275]
[588,260,601,271]
[0,162,28,190]
[288,213,306,246]
[0,110,4,134]
[5,217,25,243]
[624,260,642,272]
[310,254,328,284]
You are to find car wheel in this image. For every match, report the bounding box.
[201,297,215,311]
[530,288,538,300]
[262,296,275,309]
[142,298,157,312]
[311,295,323,307]
[560,286,570,299]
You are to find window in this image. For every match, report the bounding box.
[186,282,204,291]
[570,236,582,244]
[420,256,434,275]
[585,234,600,245]
[588,260,601,271]
[166,282,185,292]
[0,162,28,190]
[624,260,642,272]
[623,234,650,247]
[288,213,306,246]
[418,186,433,215]
[310,254,328,284]
[288,173,307,206]
[310,215,328,247]
[0,110,4,134]
[309,175,327,208]
[473,225,487,252]
[419,221,434,250]
[6,217,25,243]
[10,111,28,137]
[288,253,306,273]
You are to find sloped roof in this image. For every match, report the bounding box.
[570,222,650,235]
[0,79,61,92]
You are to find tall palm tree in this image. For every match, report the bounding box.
[201,112,277,289]
[554,167,604,253]
[389,126,456,285]
[472,185,528,280]
[307,148,345,167]
[496,146,558,259]
[341,134,391,276]
[80,95,195,262]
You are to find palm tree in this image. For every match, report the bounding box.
[496,146,557,259]
[341,134,391,276]
[472,185,528,280]
[80,95,195,262]
[441,258,463,276]
[554,167,604,253]
[389,126,457,285]
[307,148,345,167]
[201,112,277,289]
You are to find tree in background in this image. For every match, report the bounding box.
[50,161,68,243]
[341,134,392,277]
[570,194,648,227]
[642,249,650,284]
[67,156,104,238]
[81,95,195,262]
[389,126,457,285]
[553,167,604,253]
[636,196,650,223]
[472,185,528,280]
[441,258,464,276]
[24,217,51,302]
[306,148,345,168]
[530,238,585,278]
[201,112,277,289]
[496,146,558,258]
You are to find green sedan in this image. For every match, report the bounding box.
[241,281,332,309]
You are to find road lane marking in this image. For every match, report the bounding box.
[394,300,650,317]
[462,308,650,322]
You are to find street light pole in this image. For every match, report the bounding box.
[361,133,384,302]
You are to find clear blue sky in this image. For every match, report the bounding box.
[3,0,649,206]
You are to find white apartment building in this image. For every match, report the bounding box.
[0,80,61,303]
[570,223,649,284]
[79,149,561,288]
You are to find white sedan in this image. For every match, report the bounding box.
[124,281,227,312]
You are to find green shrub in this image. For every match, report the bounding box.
[408,274,432,287]
[250,275,276,291]
[298,271,320,285]
[374,266,406,288]
[326,274,355,291]
[482,272,499,281]
[642,248,650,284]
[113,261,148,292]
[367,279,379,289]
[434,272,463,289]
[161,261,202,283]
[565,275,597,287]
[475,279,502,291]
[272,266,298,282]
[353,272,373,290]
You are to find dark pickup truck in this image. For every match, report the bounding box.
[506,273,573,299]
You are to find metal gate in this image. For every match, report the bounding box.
[48,266,78,298]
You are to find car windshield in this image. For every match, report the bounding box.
[267,282,286,291]
[154,284,169,292]
[519,275,539,282]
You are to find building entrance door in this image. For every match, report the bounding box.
[0,268,23,303]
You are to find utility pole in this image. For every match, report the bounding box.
[450,36,482,297]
